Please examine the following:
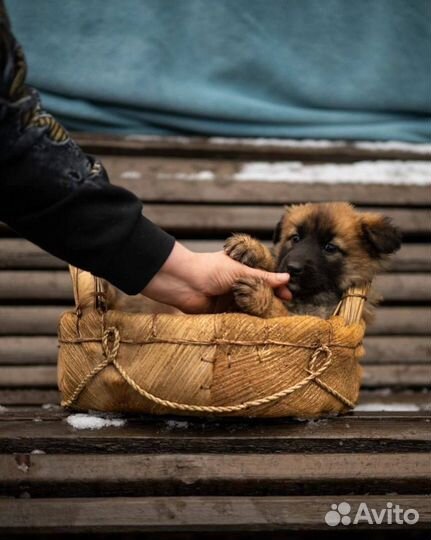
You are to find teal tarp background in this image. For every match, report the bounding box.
[7,0,431,141]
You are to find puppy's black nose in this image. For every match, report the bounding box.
[287,262,303,276]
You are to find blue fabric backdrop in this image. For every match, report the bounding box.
[7,0,431,141]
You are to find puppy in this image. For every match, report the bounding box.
[224,202,401,321]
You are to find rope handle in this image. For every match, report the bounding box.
[61,327,355,412]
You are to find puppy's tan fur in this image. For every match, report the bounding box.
[225,202,401,321]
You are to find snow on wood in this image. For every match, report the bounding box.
[66,413,126,430]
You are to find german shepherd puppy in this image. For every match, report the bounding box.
[224,202,401,321]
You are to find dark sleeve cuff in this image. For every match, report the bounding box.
[102,214,176,295]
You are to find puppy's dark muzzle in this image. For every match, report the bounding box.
[286,262,303,277]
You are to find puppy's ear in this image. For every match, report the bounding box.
[361,214,402,256]
[273,216,284,244]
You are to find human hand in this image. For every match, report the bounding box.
[141,241,292,314]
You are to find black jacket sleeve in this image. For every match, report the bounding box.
[0,1,175,295]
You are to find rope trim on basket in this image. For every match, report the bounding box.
[61,326,354,412]
[59,336,359,350]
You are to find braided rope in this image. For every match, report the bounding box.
[61,327,121,408]
[63,327,345,413]
[313,377,355,408]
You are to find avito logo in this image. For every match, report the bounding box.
[325,501,420,527]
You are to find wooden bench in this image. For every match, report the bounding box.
[0,136,429,536]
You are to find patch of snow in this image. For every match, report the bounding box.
[16,463,29,473]
[66,413,126,430]
[0,405,8,413]
[164,419,189,430]
[210,138,431,154]
[30,449,46,455]
[233,160,430,185]
[125,135,190,143]
[354,141,431,155]
[209,137,346,148]
[120,171,142,180]
[41,403,61,410]
[172,170,215,181]
[355,403,421,412]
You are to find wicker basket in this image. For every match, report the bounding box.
[58,267,369,418]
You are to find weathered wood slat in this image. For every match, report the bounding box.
[0,366,57,388]
[0,363,428,390]
[0,416,429,454]
[369,308,430,335]
[0,336,429,365]
[0,239,66,269]
[0,337,58,364]
[1,206,429,238]
[0,306,65,335]
[143,205,429,235]
[361,365,431,387]
[1,239,429,272]
[0,306,428,335]
[0,271,428,301]
[0,453,428,498]
[75,132,431,161]
[1,495,429,532]
[362,337,430,363]
[98,155,430,205]
[0,389,60,406]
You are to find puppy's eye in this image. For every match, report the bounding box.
[324,242,338,254]
[290,234,300,243]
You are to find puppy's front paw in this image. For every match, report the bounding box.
[232,276,274,317]
[224,234,275,271]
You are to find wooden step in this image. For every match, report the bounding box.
[0,453,429,497]
[98,155,431,205]
[75,132,431,161]
[1,206,429,237]
[0,270,429,302]
[0,495,429,532]
[1,239,429,272]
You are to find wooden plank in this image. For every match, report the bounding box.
[0,389,60,406]
[0,366,57,388]
[374,274,431,301]
[0,416,429,454]
[0,239,429,272]
[0,337,58,364]
[0,239,65,269]
[103,156,430,206]
[75,132,431,161]
[1,363,428,390]
[0,306,428,336]
[1,206,428,238]
[0,271,428,302]
[361,365,431,388]
[142,205,429,236]
[358,390,431,412]
[0,306,66,335]
[368,307,430,335]
[0,495,429,532]
[0,271,72,300]
[362,337,430,364]
[1,336,428,366]
[99,155,430,206]
[0,453,428,498]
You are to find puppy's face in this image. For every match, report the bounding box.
[273,202,401,300]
